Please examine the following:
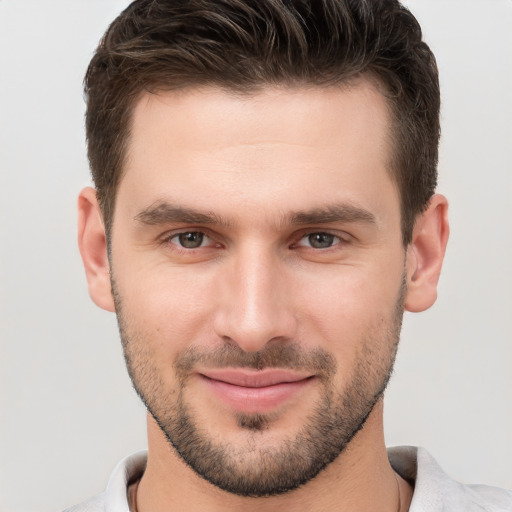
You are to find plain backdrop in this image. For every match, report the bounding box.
[0,1,511,511]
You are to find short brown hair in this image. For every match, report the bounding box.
[85,0,440,245]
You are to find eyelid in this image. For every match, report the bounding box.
[172,231,211,248]
[160,229,214,247]
[157,227,351,251]
[293,229,351,247]
[297,233,338,248]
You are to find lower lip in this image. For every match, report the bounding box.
[200,375,314,414]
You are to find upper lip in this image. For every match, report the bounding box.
[199,368,314,388]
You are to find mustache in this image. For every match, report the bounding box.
[174,342,336,378]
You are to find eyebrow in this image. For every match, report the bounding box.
[289,204,376,226]
[134,201,376,228]
[135,202,230,227]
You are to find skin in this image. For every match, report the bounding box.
[78,79,449,512]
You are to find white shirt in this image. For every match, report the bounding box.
[63,446,512,511]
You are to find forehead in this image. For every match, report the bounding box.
[128,80,391,159]
[118,81,398,227]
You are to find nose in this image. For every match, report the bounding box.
[212,243,298,352]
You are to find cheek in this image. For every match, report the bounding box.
[295,263,403,358]
[114,264,218,359]
[301,265,400,317]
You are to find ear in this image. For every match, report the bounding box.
[404,194,449,313]
[77,187,115,312]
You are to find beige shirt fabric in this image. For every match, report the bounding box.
[62,446,512,512]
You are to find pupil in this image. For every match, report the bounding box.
[309,233,334,249]
[179,232,203,248]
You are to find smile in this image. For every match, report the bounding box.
[198,369,315,414]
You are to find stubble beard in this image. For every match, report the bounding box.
[112,275,405,497]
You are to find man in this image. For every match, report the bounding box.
[69,0,512,511]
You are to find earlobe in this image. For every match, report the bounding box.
[77,187,115,312]
[404,194,449,313]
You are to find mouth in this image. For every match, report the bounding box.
[198,368,315,414]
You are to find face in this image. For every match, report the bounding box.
[109,82,407,496]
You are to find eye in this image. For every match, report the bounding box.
[298,232,340,249]
[169,231,210,249]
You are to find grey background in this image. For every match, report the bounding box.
[0,1,511,511]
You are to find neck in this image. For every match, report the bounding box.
[135,401,413,512]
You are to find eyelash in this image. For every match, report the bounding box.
[164,231,217,251]
[293,232,344,250]
[162,230,348,252]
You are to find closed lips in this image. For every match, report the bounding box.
[199,369,314,387]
